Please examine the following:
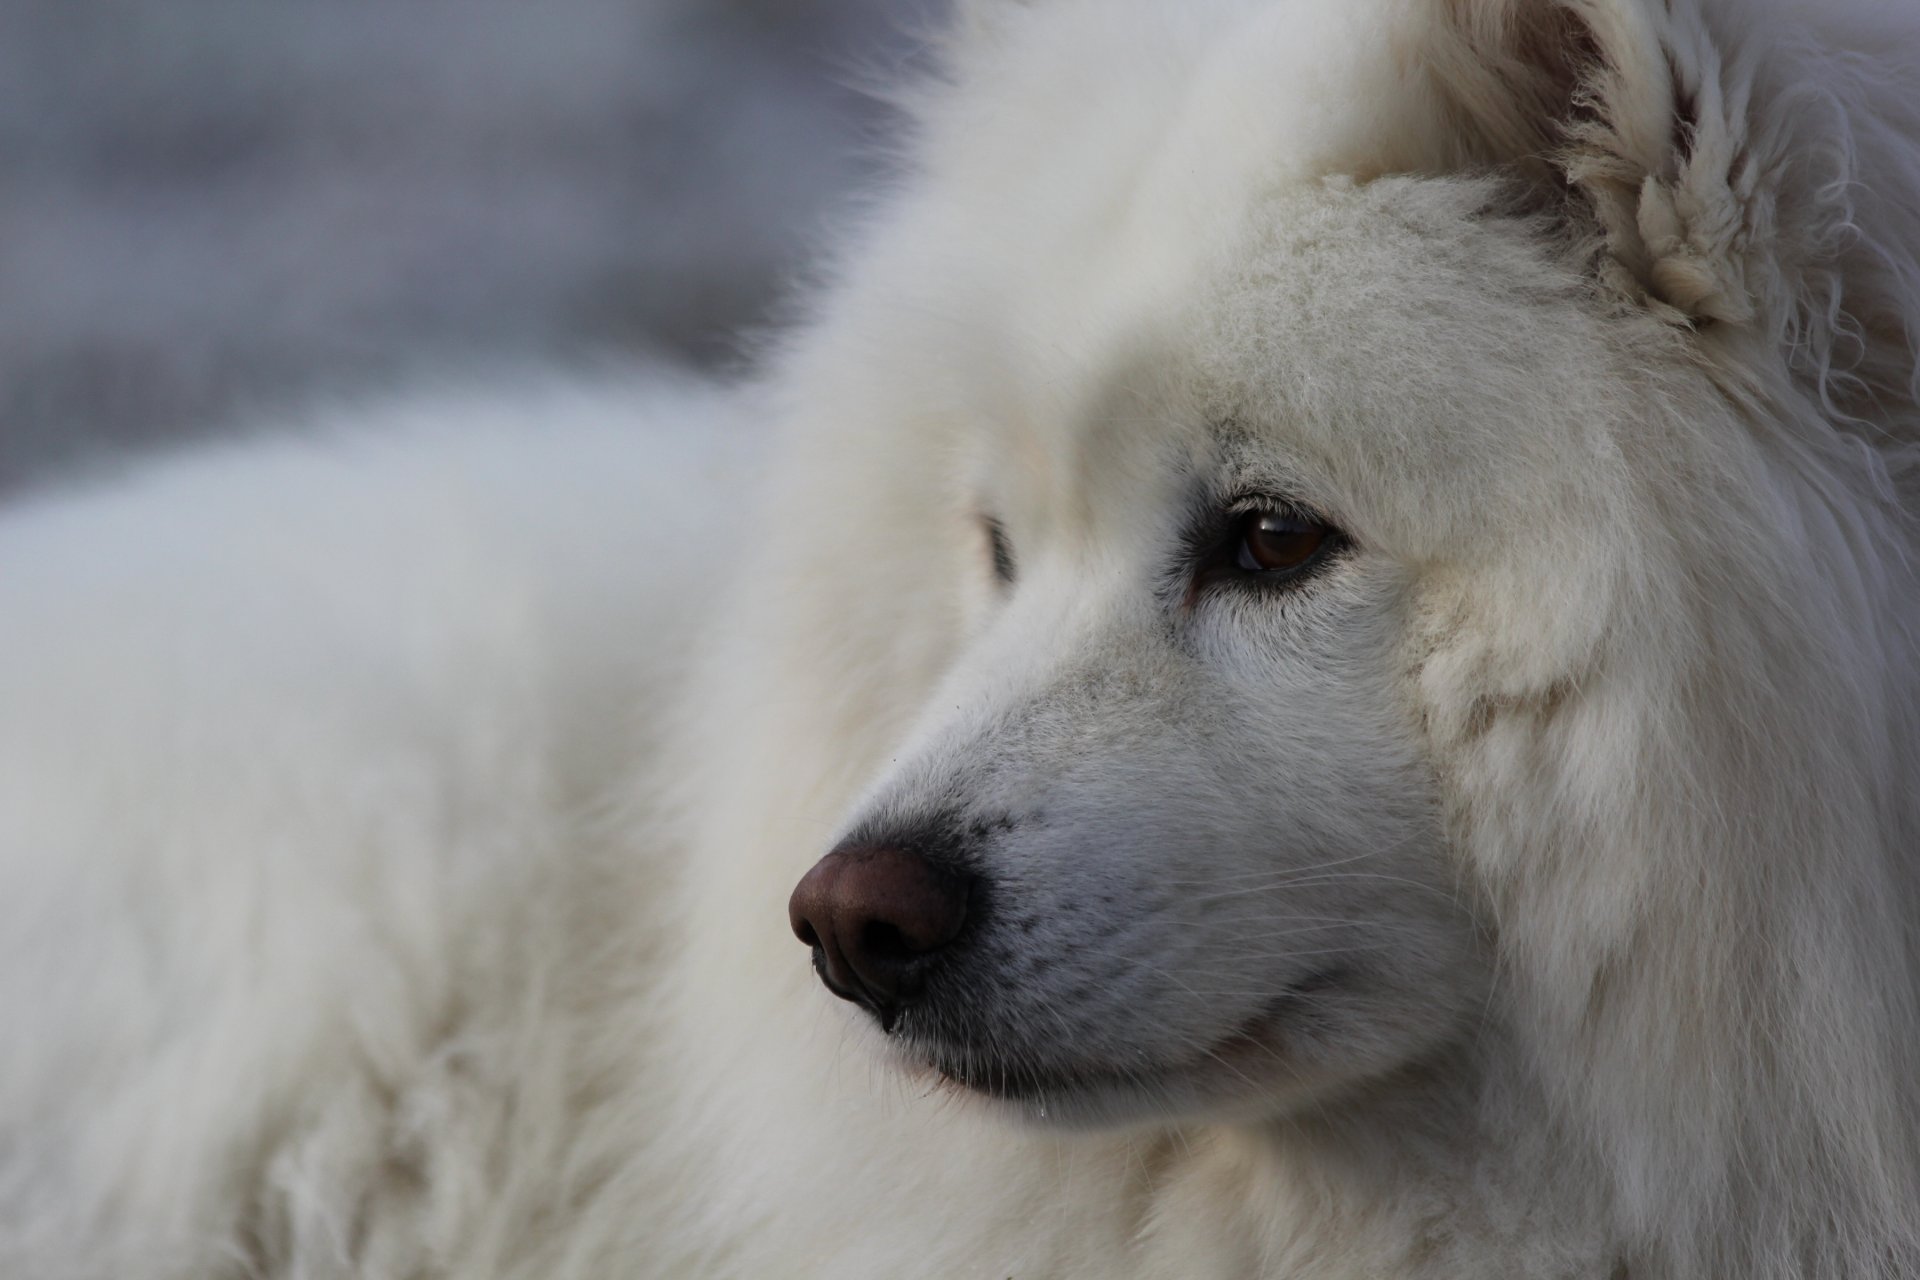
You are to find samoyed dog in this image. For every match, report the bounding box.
[4,0,1919,1276]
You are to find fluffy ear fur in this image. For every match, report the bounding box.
[1429,0,1920,471]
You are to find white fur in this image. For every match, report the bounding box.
[5,1,1919,1276]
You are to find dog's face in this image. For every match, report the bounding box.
[782,168,1638,1126]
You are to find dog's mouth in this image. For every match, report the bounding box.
[923,1049,1149,1103]
[903,968,1350,1112]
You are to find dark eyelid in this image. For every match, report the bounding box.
[983,516,1016,586]
[1222,491,1322,524]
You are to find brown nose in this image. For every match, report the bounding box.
[788,844,970,1027]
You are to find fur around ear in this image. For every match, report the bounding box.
[1417,5,1920,1277]
[1427,0,1920,469]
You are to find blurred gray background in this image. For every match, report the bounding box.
[0,0,932,495]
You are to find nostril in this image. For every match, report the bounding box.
[793,917,820,949]
[859,919,915,964]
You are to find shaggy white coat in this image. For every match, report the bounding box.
[4,0,1918,1276]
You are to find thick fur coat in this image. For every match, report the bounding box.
[3,1,1918,1276]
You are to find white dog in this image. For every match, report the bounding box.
[4,0,1918,1276]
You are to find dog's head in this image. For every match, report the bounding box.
[766,0,1920,1261]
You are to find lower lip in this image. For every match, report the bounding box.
[929,1058,1111,1102]
[926,1015,1279,1103]
[915,970,1345,1103]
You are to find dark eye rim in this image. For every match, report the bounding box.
[1183,499,1348,603]
[982,515,1017,586]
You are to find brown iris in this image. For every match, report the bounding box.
[1234,511,1329,574]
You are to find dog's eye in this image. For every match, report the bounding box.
[1235,511,1328,574]
[983,516,1016,586]
[1185,506,1343,603]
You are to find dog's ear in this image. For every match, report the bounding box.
[1429,0,1920,426]
[1429,0,1771,326]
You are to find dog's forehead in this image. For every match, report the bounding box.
[1185,180,1625,497]
[959,177,1627,555]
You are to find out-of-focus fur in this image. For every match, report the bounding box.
[4,1,1918,1276]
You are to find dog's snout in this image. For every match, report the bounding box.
[788,843,970,1026]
